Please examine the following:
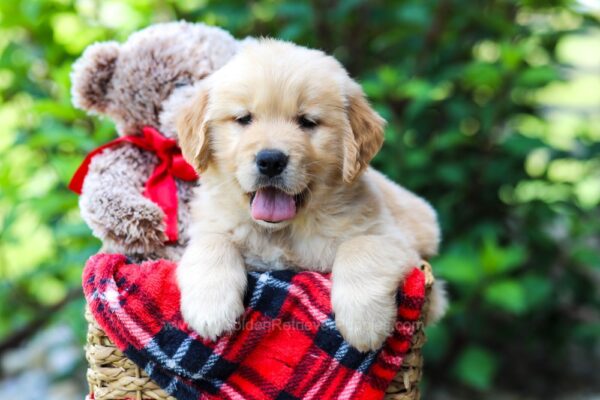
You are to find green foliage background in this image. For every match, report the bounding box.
[0,0,599,397]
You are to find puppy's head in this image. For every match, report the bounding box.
[178,39,385,229]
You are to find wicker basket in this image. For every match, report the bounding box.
[85,262,434,400]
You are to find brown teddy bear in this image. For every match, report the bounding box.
[69,21,240,261]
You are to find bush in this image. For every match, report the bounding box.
[0,0,598,397]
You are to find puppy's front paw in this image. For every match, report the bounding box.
[332,289,396,352]
[180,285,245,341]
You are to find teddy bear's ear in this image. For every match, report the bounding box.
[71,41,120,114]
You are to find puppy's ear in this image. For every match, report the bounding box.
[71,41,120,113]
[177,89,211,172]
[342,81,386,183]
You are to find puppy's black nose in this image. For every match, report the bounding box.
[256,149,288,177]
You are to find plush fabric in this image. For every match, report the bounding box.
[83,254,426,400]
[70,22,241,260]
[70,126,198,242]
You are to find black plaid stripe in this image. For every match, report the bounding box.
[126,345,221,398]
[340,345,368,370]
[179,338,215,374]
[313,322,375,370]
[124,346,150,370]
[252,281,289,318]
[147,367,198,400]
[245,270,295,300]
[396,291,425,309]
[170,379,200,400]
[270,270,297,282]
[202,357,237,382]
[246,271,295,318]
[153,324,191,358]
[148,324,239,388]
[276,391,301,400]
[314,323,344,357]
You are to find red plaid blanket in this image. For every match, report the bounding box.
[83,254,426,400]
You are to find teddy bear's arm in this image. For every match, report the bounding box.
[79,144,168,257]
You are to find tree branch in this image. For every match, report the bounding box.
[0,287,82,356]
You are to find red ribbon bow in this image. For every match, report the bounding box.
[69,126,198,242]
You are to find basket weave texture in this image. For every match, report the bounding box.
[85,262,434,400]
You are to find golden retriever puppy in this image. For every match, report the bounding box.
[176,39,445,351]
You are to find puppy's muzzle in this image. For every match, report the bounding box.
[256,149,288,178]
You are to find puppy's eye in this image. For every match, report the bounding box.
[236,114,253,126]
[174,79,191,88]
[297,115,318,129]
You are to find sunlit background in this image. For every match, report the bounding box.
[0,0,599,399]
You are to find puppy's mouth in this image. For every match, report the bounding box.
[249,187,307,224]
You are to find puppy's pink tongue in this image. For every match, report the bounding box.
[251,188,296,222]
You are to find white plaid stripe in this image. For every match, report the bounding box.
[97,279,229,387]
[249,273,270,308]
[144,360,155,377]
[288,284,329,324]
[172,336,193,364]
[305,349,376,400]
[304,358,342,400]
[337,369,364,399]
[100,281,154,346]
[144,337,222,387]
[311,272,333,290]
[219,382,248,400]
[248,271,292,291]
[380,349,403,366]
[334,342,350,361]
[357,351,376,373]
[322,318,337,331]
[190,336,230,380]
[146,339,188,376]
[165,377,179,394]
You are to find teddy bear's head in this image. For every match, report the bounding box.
[71,21,238,138]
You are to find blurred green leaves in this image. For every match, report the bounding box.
[483,280,527,314]
[453,346,498,391]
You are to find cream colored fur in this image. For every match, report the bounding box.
[177,39,446,351]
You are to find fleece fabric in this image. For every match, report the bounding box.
[83,253,426,400]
